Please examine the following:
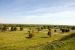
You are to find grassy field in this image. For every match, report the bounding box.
[30,33,75,50]
[0,28,75,50]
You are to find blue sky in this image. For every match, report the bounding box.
[0,0,75,25]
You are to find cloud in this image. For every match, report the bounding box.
[0,0,75,25]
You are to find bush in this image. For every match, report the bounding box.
[2,26,7,31]
[60,29,70,33]
[11,27,14,31]
[54,30,56,32]
[71,27,75,30]
[60,33,75,41]
[14,27,17,31]
[20,27,23,31]
[26,31,33,38]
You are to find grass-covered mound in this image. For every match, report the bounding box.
[0,31,64,50]
[29,33,75,50]
[0,30,75,50]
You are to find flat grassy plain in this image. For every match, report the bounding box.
[0,28,75,50]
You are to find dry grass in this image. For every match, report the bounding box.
[0,29,74,50]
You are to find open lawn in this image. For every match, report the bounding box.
[0,29,75,50]
[31,32,75,50]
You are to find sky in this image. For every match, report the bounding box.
[0,0,75,25]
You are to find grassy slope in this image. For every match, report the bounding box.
[0,29,75,50]
[29,33,75,50]
[0,30,64,50]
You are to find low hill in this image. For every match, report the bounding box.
[29,33,75,50]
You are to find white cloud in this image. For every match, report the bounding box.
[0,1,75,25]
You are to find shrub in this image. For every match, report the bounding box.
[48,31,51,37]
[11,27,14,31]
[26,31,33,38]
[14,27,17,31]
[20,27,23,31]
[54,30,56,32]
[71,27,75,30]
[60,29,70,33]
[1,26,7,31]
[59,33,75,41]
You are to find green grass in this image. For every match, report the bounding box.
[0,29,75,50]
[29,33,75,50]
